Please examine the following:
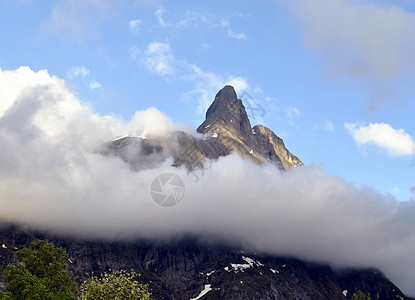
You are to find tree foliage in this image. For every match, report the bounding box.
[0,239,78,300]
[79,270,151,300]
[352,290,372,300]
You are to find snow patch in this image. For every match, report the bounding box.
[110,134,147,141]
[2,243,7,249]
[205,124,211,129]
[243,256,264,266]
[342,290,348,297]
[68,258,73,264]
[225,256,264,273]
[270,268,279,274]
[204,132,218,138]
[207,270,215,277]
[190,284,212,300]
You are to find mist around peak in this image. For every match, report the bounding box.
[1,67,415,296]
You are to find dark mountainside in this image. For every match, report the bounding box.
[0,86,412,299]
[0,225,410,300]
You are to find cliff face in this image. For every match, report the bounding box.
[0,226,410,300]
[196,85,303,170]
[104,85,303,172]
[252,125,303,169]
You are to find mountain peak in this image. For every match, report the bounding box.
[197,85,252,140]
[106,85,303,172]
[195,85,303,169]
[205,85,238,120]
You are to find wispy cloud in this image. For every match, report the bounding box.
[129,19,142,35]
[89,80,102,90]
[157,7,247,40]
[227,29,247,40]
[130,42,177,77]
[285,106,301,119]
[182,64,249,114]
[325,120,335,132]
[345,122,415,156]
[314,120,335,132]
[42,0,117,39]
[155,7,168,27]
[288,0,415,109]
[67,66,90,79]
[131,41,249,114]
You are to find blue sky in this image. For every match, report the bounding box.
[1,0,414,201]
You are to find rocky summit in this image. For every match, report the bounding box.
[104,85,303,172]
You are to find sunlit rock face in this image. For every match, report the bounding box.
[104,85,303,171]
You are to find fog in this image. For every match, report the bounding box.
[1,67,415,295]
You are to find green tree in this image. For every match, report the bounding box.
[352,290,372,300]
[0,239,78,300]
[79,270,151,300]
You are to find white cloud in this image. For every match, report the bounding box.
[3,67,415,296]
[226,76,248,94]
[89,80,102,90]
[131,41,250,114]
[325,120,335,132]
[288,0,415,109]
[67,66,90,79]
[129,19,142,34]
[314,120,335,132]
[164,8,247,40]
[183,64,249,115]
[345,122,415,156]
[285,106,301,119]
[155,7,167,27]
[130,42,177,77]
[227,29,247,40]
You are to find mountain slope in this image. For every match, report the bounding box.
[0,225,411,300]
[103,85,303,172]
[196,85,303,169]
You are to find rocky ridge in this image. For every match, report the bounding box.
[103,85,303,172]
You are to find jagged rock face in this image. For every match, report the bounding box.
[0,226,411,300]
[197,85,303,169]
[103,85,303,171]
[252,125,303,169]
[198,85,254,145]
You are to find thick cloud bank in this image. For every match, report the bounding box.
[1,67,415,295]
